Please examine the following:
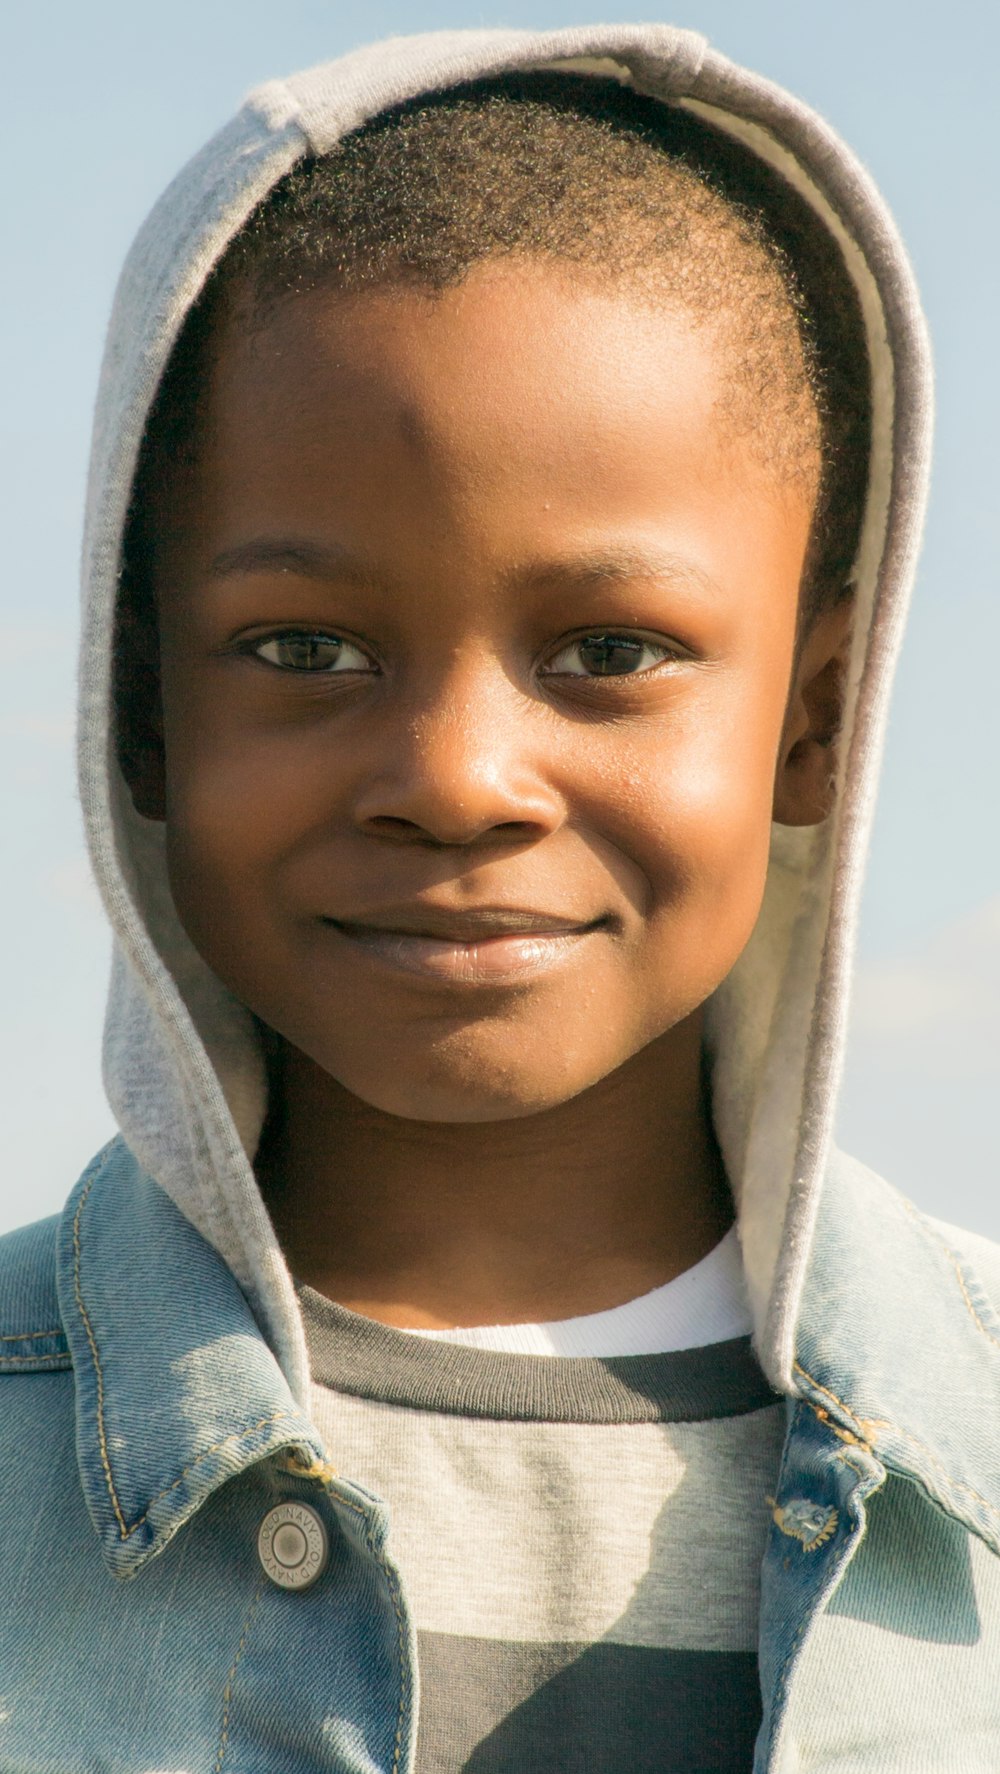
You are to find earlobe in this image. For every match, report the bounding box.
[773,596,854,828]
[118,685,167,820]
[124,741,167,822]
[114,588,167,820]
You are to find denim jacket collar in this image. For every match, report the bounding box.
[46,1139,1000,1578]
[790,1147,1000,1558]
[54,1141,326,1579]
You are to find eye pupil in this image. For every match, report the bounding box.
[578,634,645,675]
[277,635,342,670]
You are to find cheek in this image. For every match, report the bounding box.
[602,687,783,969]
[158,686,328,969]
[162,679,343,866]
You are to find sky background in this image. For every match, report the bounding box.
[1,0,997,1238]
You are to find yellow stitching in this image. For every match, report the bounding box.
[793,1365,864,1430]
[810,1405,864,1447]
[0,1353,72,1369]
[371,1535,410,1773]
[72,1170,128,1538]
[900,1196,1000,1354]
[72,1160,313,1541]
[766,1496,839,1550]
[952,1262,1000,1351]
[334,1493,369,1519]
[281,1449,339,1483]
[793,1364,889,1446]
[797,1361,1000,1530]
[877,1424,1000,1527]
[320,1482,409,1770]
[214,1580,264,1773]
[126,1413,304,1534]
[0,1329,64,1342]
[838,1450,873,1482]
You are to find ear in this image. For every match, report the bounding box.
[125,730,167,823]
[114,597,167,822]
[772,596,854,827]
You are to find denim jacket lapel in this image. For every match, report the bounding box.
[791,1148,1000,1557]
[56,1139,324,1578]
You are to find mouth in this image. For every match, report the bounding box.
[321,907,608,985]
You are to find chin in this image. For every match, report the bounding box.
[337,1067,578,1125]
[323,1030,601,1125]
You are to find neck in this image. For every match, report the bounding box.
[257,1014,733,1329]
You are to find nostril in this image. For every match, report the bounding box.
[365,816,425,837]
[363,815,463,848]
[364,816,540,849]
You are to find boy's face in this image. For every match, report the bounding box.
[150,262,822,1122]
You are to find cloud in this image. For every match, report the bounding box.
[839,895,1000,1236]
[849,895,1000,1074]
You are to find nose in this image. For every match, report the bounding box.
[350,665,565,847]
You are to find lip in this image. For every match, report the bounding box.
[323,907,605,985]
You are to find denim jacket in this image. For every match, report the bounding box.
[2,1135,1000,1772]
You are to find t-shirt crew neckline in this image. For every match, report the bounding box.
[298,1229,769,1425]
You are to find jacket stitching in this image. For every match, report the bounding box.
[72,1169,129,1538]
[329,1490,366,1519]
[209,1511,409,1772]
[950,1260,1000,1352]
[129,1413,307,1532]
[366,1524,409,1772]
[0,1353,72,1369]
[876,1427,1000,1528]
[900,1197,1000,1355]
[0,1328,64,1341]
[837,1449,871,1481]
[382,1541,409,1774]
[213,1579,264,1772]
[792,1364,888,1445]
[72,1163,311,1541]
[317,1483,408,1767]
[796,1360,1000,1531]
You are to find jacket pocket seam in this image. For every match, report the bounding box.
[0,1352,72,1370]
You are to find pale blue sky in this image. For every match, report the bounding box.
[2,0,997,1236]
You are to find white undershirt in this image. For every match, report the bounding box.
[400,1225,752,1357]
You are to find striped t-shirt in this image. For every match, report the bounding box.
[302,1287,785,1772]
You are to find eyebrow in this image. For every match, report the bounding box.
[207,536,720,599]
[207,537,358,580]
[513,546,721,598]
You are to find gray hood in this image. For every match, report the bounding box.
[78,24,931,1408]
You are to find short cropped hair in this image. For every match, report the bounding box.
[117,73,871,778]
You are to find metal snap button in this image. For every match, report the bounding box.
[258,1501,329,1591]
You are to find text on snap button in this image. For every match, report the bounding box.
[258,1502,329,1591]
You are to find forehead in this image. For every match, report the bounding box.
[215,266,712,452]
[189,262,809,522]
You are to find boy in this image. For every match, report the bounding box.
[0,22,995,1774]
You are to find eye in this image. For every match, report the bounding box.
[250,632,374,673]
[543,632,678,678]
